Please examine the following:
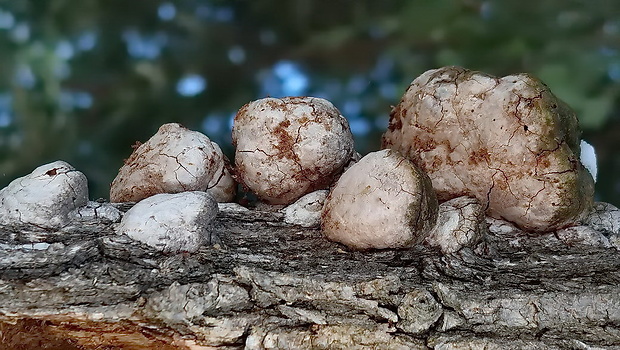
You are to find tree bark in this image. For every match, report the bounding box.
[1,201,620,349]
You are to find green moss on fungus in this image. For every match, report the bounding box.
[382,66,594,232]
[321,150,439,250]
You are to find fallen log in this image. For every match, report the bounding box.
[1,201,620,349]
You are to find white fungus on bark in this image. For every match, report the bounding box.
[382,66,595,232]
[555,225,612,249]
[110,123,235,203]
[283,190,329,228]
[70,201,122,224]
[116,191,218,253]
[0,161,88,229]
[425,196,485,254]
[232,97,355,205]
[580,140,597,182]
[582,202,620,250]
[321,149,438,250]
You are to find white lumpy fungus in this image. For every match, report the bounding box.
[382,66,595,232]
[425,196,485,254]
[110,123,235,203]
[0,161,88,229]
[116,191,218,253]
[580,140,597,182]
[232,97,355,205]
[321,149,438,250]
[283,190,329,228]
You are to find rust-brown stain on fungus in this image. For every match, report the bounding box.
[382,66,594,232]
[386,108,403,132]
[232,97,354,205]
[273,119,298,161]
[468,147,491,166]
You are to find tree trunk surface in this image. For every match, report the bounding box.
[1,202,620,350]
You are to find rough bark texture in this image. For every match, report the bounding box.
[1,202,620,349]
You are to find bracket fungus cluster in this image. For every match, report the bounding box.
[382,66,595,232]
[0,159,219,254]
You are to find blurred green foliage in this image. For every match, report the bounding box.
[0,0,618,205]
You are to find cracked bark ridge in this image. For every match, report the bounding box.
[1,202,620,348]
[382,66,595,233]
[232,97,355,205]
[116,191,218,253]
[397,288,443,335]
[582,202,620,249]
[110,123,235,203]
[321,149,438,249]
[0,160,88,230]
[70,200,122,226]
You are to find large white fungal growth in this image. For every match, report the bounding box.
[232,97,355,205]
[110,123,235,203]
[321,150,438,250]
[116,191,218,253]
[0,161,88,229]
[382,66,595,232]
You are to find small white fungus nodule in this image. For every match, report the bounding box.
[0,161,88,229]
[110,123,235,203]
[580,140,597,182]
[321,149,438,250]
[425,196,485,254]
[232,97,355,205]
[283,190,329,228]
[116,191,218,253]
[70,201,122,224]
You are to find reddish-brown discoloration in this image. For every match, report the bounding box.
[110,123,236,203]
[233,97,355,205]
[0,317,188,350]
[382,66,594,232]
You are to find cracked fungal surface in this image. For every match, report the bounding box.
[0,161,88,229]
[110,123,235,203]
[321,149,438,250]
[283,190,329,228]
[382,66,595,232]
[232,97,355,205]
[116,191,218,253]
[426,196,486,254]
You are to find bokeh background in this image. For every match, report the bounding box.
[0,0,618,205]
